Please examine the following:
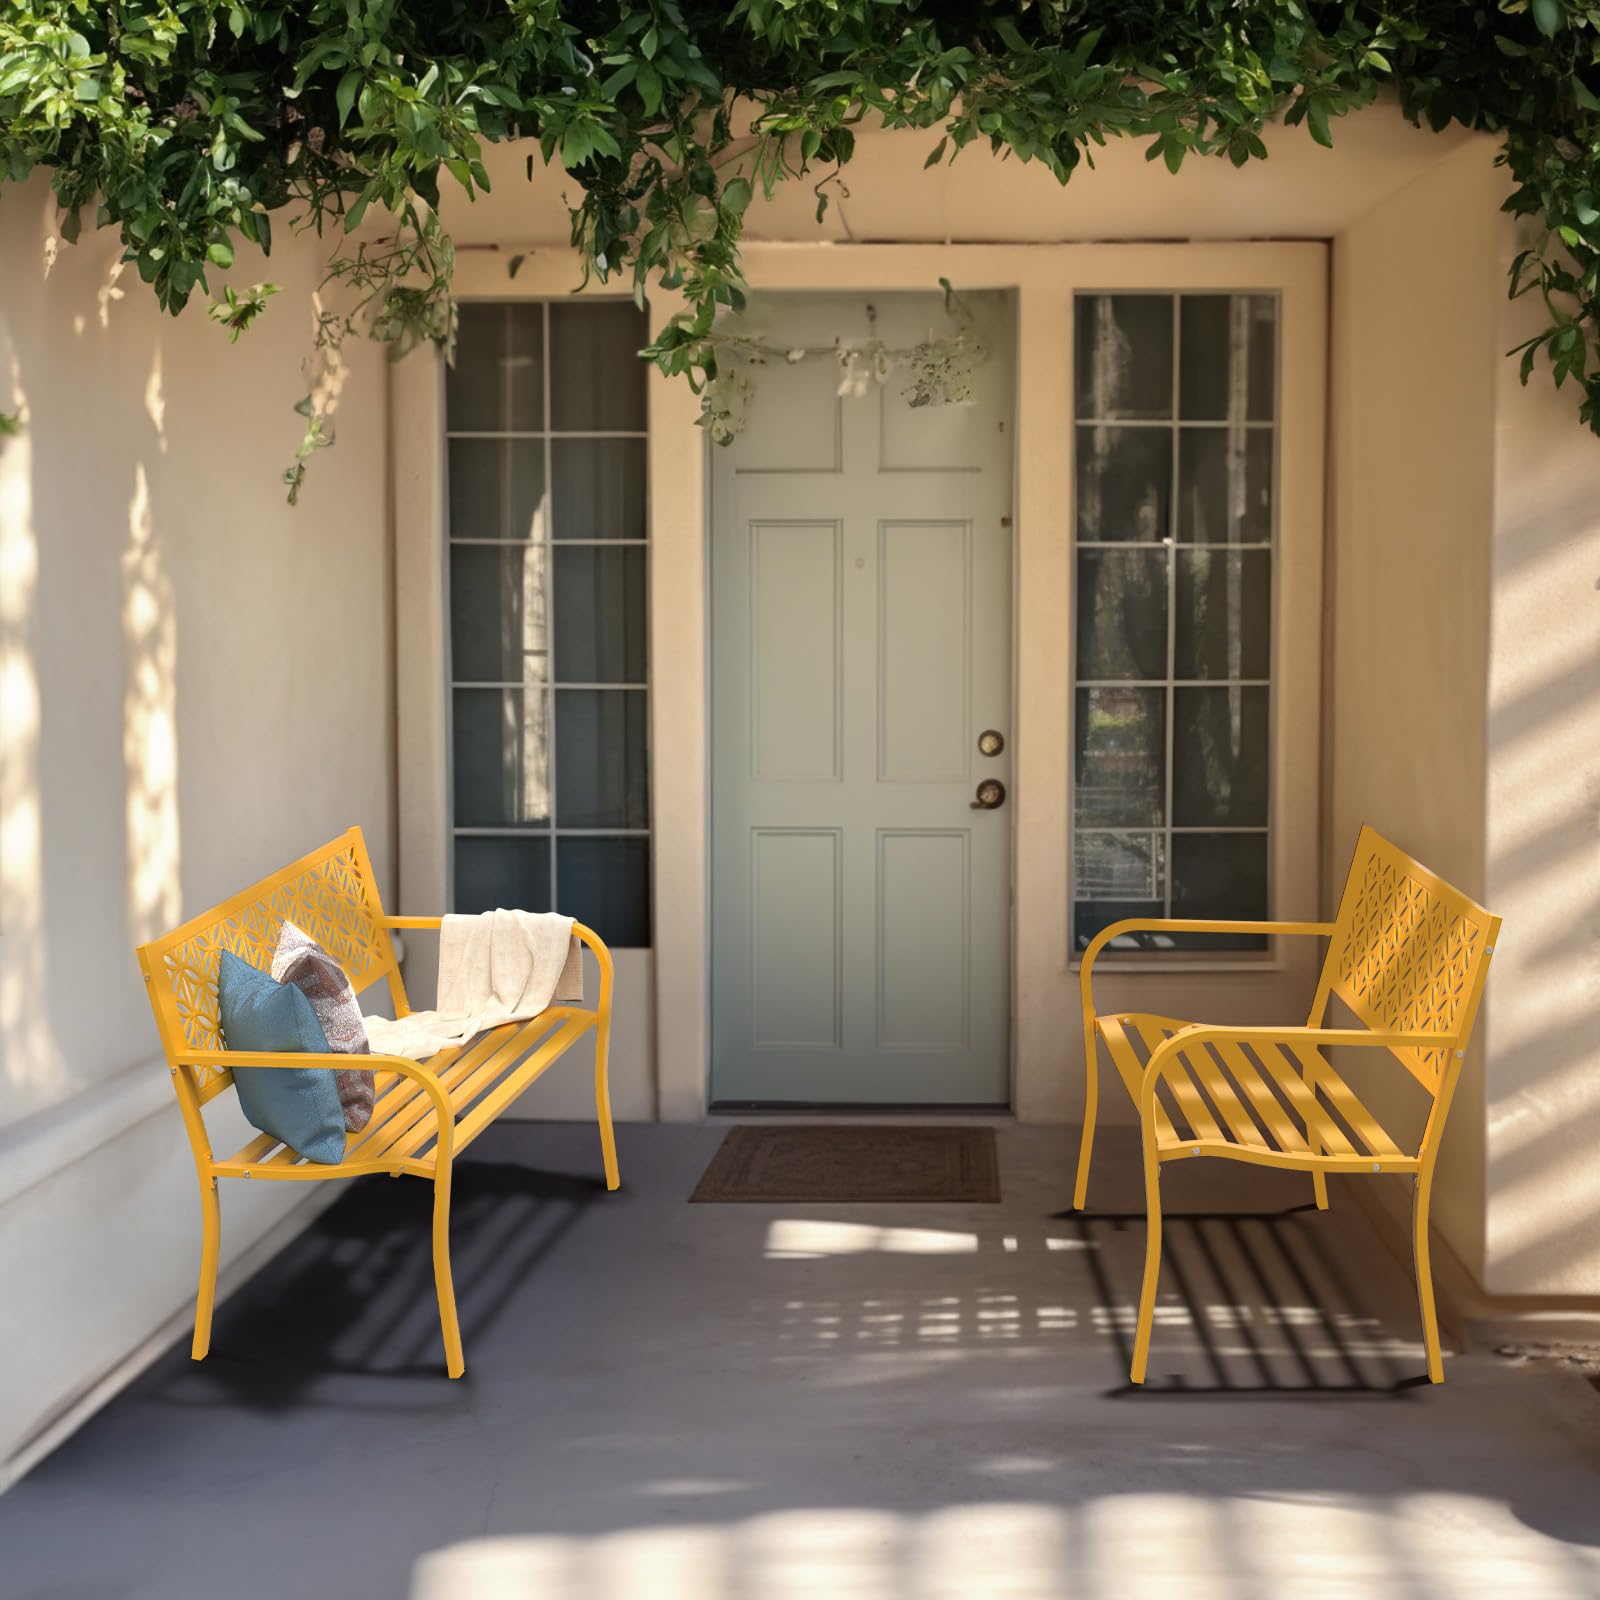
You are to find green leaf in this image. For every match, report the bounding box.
[722,176,753,214]
[336,68,361,129]
[637,62,662,115]
[924,135,949,169]
[207,240,234,268]
[1532,0,1564,37]
[1306,95,1333,149]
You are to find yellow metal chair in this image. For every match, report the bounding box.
[1074,826,1499,1386]
[137,827,619,1379]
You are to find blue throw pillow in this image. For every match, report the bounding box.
[217,950,347,1164]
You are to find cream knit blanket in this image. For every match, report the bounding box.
[365,910,583,1062]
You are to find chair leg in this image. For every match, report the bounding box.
[1312,1170,1329,1211]
[432,1162,465,1380]
[1130,1151,1163,1385]
[1072,1023,1099,1211]
[595,1024,620,1193]
[1413,1174,1445,1384]
[191,1178,220,1362]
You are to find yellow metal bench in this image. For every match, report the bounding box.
[1074,826,1499,1386]
[136,826,619,1379]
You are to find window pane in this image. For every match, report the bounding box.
[1075,687,1165,827]
[453,686,550,827]
[447,303,544,433]
[1174,550,1270,681]
[455,835,551,916]
[1171,686,1268,827]
[1171,833,1267,949]
[1075,295,1173,420]
[1076,549,1168,680]
[450,544,549,683]
[449,438,546,541]
[1075,830,1164,901]
[552,439,647,540]
[555,689,649,829]
[557,837,651,947]
[1075,426,1171,543]
[1179,294,1275,422]
[553,547,646,684]
[1177,428,1272,544]
[549,303,648,432]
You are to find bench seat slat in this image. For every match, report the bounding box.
[1097,1013,1408,1166]
[367,1016,571,1164]
[1212,1041,1310,1155]
[1131,1017,1224,1145]
[1094,1016,1178,1146]
[1252,1041,1358,1156]
[217,1011,589,1172]
[1175,1041,1273,1151]
[1298,1048,1403,1159]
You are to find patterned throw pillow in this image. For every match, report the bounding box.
[271,920,375,1132]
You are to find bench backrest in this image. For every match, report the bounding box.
[1316,825,1500,1098]
[136,827,401,1108]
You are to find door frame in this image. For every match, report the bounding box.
[397,241,1327,1123]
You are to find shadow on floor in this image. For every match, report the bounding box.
[155,1160,600,1409]
[1067,1205,1420,1396]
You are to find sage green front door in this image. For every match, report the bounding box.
[710,291,1014,1105]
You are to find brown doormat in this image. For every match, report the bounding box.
[689,1125,1000,1204]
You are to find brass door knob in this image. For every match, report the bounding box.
[970,780,1007,811]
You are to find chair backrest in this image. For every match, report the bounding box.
[136,827,400,1107]
[1316,825,1500,1098]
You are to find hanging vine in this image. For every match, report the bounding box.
[3,2,1600,493]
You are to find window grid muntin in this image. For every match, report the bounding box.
[1071,290,1277,952]
[444,299,651,943]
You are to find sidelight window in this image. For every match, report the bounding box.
[1071,291,1277,953]
[444,299,652,946]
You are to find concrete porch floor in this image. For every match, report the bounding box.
[3,1122,1599,1600]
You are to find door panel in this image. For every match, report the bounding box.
[711,291,1014,1105]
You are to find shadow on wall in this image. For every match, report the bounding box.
[0,181,186,1126]
[0,354,63,1116]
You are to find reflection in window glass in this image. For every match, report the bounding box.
[1072,292,1277,952]
[446,301,653,946]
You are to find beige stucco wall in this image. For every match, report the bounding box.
[1330,137,1600,1299]
[1482,229,1600,1297]
[0,173,393,1478]
[1327,139,1502,1281]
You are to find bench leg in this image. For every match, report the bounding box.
[1312,1171,1329,1211]
[1130,1149,1162,1385]
[432,1163,465,1380]
[1072,1019,1099,1211]
[1413,1174,1445,1384]
[595,1019,620,1193]
[192,1177,220,1362]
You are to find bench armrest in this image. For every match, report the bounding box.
[179,1050,456,1159]
[1079,919,1335,1024]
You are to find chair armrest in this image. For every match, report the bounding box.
[1079,919,1335,1026]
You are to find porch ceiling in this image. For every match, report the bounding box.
[3,1124,1597,1599]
